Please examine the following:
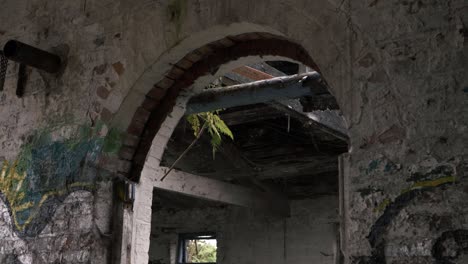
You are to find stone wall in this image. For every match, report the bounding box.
[341,1,468,263]
[0,183,113,263]
[0,1,125,262]
[150,195,339,264]
[0,0,466,263]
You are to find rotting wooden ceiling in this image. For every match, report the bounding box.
[160,104,347,201]
[157,61,348,205]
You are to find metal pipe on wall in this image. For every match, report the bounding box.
[3,40,62,73]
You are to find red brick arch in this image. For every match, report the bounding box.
[120,32,322,182]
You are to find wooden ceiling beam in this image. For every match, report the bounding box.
[268,101,349,142]
[191,155,339,181]
[154,167,290,217]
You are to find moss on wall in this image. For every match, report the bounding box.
[167,0,187,39]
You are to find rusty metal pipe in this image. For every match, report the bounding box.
[186,72,323,114]
[3,40,61,73]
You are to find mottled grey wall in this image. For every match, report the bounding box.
[341,1,468,263]
[150,196,339,264]
[0,0,466,263]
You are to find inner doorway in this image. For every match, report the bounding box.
[148,60,348,264]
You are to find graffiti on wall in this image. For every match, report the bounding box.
[0,121,122,237]
[354,162,466,264]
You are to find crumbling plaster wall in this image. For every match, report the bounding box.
[149,196,339,264]
[0,1,126,263]
[339,1,468,263]
[0,187,112,263]
[0,0,466,263]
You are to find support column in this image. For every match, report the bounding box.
[125,101,187,264]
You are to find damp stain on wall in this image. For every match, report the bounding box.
[167,0,187,41]
[0,122,122,237]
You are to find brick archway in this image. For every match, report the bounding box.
[118,32,341,264]
[119,32,322,182]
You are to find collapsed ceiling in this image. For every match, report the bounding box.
[155,61,349,209]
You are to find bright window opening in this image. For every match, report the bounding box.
[178,233,217,264]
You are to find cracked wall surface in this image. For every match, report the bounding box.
[0,0,466,263]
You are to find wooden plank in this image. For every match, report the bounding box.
[255,156,338,180]
[222,62,284,85]
[248,62,287,77]
[190,156,339,181]
[268,101,349,142]
[232,65,274,81]
[154,167,290,216]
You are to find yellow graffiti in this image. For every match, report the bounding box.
[374,176,456,213]
[0,160,93,232]
[374,198,391,213]
[401,176,456,194]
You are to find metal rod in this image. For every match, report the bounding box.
[3,40,61,73]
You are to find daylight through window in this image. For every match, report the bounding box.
[178,233,217,264]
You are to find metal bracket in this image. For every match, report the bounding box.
[16,63,27,97]
[0,51,32,97]
[3,40,61,73]
[123,181,135,205]
[0,51,7,91]
[0,40,63,97]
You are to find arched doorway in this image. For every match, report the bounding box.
[120,32,348,264]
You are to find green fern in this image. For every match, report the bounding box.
[186,78,233,158]
[186,114,201,137]
[160,79,234,181]
[186,111,233,159]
